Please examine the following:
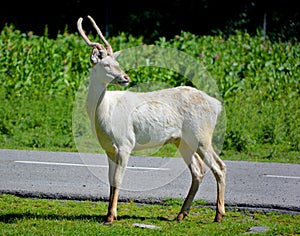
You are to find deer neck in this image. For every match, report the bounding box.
[86,74,108,134]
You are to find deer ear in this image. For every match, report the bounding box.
[99,49,107,59]
[90,48,101,64]
[113,51,122,59]
[90,48,107,64]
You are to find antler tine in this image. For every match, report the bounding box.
[77,17,104,50]
[87,15,113,56]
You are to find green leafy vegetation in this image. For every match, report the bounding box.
[0,194,299,235]
[0,25,299,163]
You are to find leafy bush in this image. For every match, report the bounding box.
[0,25,299,162]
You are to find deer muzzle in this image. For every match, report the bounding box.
[115,74,130,86]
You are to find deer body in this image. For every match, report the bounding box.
[78,16,226,225]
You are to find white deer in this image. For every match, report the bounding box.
[77,16,226,225]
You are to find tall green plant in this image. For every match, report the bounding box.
[0,25,299,161]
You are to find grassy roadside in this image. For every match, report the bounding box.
[0,194,299,235]
[0,91,299,164]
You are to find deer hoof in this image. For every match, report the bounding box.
[214,213,224,223]
[102,221,113,225]
[103,215,115,225]
[176,211,188,222]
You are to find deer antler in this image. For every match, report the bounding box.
[87,15,113,56]
[77,17,105,51]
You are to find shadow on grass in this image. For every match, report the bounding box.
[0,212,106,224]
[118,214,172,222]
[0,212,172,224]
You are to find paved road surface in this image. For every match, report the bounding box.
[0,149,299,213]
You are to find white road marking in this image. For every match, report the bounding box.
[263,174,300,180]
[14,160,169,171]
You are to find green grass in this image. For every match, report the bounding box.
[0,87,299,164]
[0,194,299,235]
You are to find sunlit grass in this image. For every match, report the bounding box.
[0,194,299,235]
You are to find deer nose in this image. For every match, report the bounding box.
[123,75,130,82]
[117,74,130,86]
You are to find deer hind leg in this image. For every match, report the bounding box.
[176,141,206,221]
[105,150,130,225]
[197,145,226,222]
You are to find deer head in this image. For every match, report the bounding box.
[77,15,130,86]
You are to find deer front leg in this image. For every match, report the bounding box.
[105,185,120,224]
[104,151,130,225]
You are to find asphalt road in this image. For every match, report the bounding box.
[0,149,299,214]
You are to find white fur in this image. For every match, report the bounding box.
[86,59,226,224]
